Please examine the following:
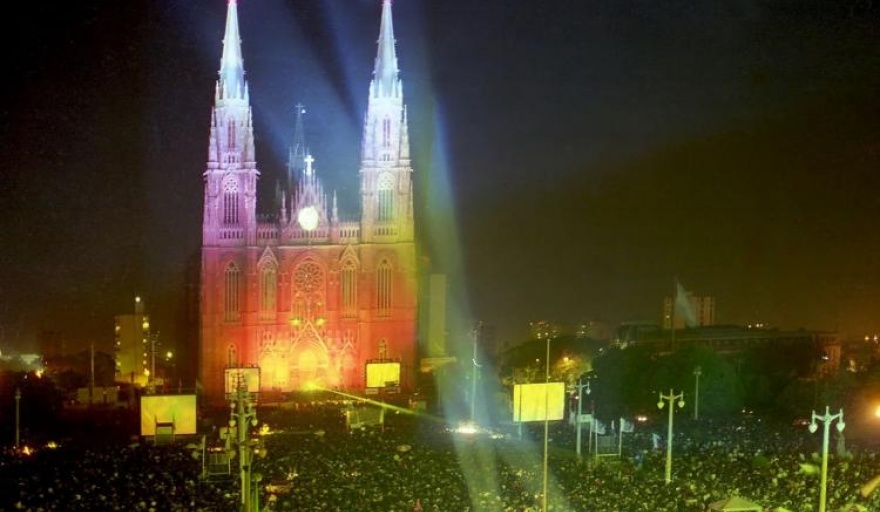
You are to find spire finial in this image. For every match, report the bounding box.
[287,103,308,183]
[219,0,246,101]
[372,0,399,97]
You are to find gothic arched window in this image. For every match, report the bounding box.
[341,259,357,318]
[224,262,241,322]
[222,180,240,225]
[259,263,277,320]
[227,120,236,150]
[228,344,238,366]
[377,259,392,317]
[376,173,394,223]
[382,118,391,148]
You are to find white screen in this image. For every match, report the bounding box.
[140,394,197,436]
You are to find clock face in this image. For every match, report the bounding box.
[297,206,319,231]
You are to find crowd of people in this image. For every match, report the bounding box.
[2,402,878,511]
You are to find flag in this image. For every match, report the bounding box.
[620,417,635,433]
[594,420,606,435]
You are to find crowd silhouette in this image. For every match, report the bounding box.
[2,404,878,511]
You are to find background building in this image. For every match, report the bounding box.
[115,296,151,386]
[200,0,417,400]
[663,290,716,329]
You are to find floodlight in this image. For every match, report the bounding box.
[657,401,665,409]
[837,421,846,432]
[809,422,818,433]
[678,400,685,408]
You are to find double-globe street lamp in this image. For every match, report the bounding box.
[228,381,265,512]
[657,389,685,484]
[809,407,845,512]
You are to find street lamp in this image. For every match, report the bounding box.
[693,366,702,421]
[809,407,845,512]
[541,336,550,512]
[471,322,482,423]
[657,389,685,484]
[228,379,263,511]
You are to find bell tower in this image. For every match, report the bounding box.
[360,0,414,243]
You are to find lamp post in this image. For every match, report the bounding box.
[693,366,702,421]
[575,378,591,459]
[542,336,550,512]
[471,322,482,423]
[657,389,685,484]
[14,387,21,448]
[228,379,261,511]
[809,407,845,512]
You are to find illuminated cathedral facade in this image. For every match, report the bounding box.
[200,0,417,400]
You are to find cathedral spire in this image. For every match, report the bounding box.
[287,103,308,184]
[219,0,246,101]
[372,0,400,97]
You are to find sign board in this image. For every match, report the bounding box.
[568,413,594,426]
[513,382,566,422]
[140,394,197,436]
[225,366,261,394]
[366,361,401,388]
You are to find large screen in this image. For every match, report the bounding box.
[366,362,401,388]
[225,367,261,394]
[140,394,197,436]
[512,382,566,422]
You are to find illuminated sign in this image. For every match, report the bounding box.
[225,366,261,394]
[366,362,401,388]
[512,382,566,422]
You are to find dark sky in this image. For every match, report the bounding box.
[0,0,877,352]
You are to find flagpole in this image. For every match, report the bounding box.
[670,277,677,351]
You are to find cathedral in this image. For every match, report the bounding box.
[200,0,417,401]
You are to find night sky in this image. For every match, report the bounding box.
[0,0,877,352]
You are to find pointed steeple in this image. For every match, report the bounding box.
[287,104,308,184]
[372,0,400,97]
[204,0,258,246]
[359,0,413,242]
[219,0,246,101]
